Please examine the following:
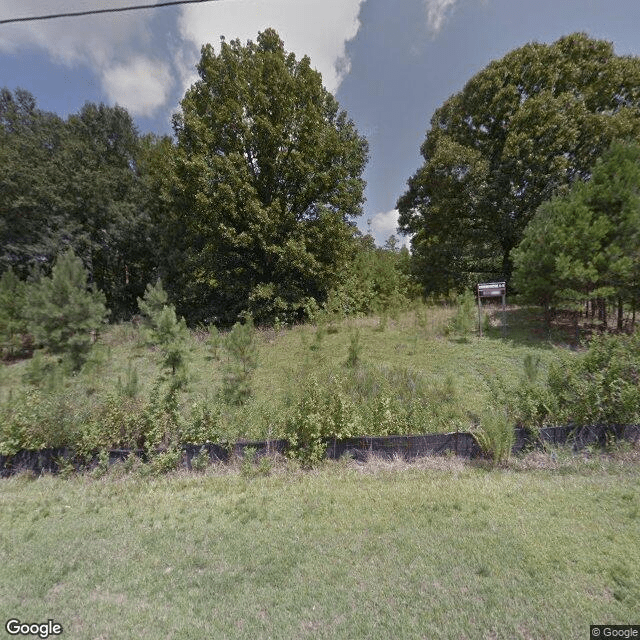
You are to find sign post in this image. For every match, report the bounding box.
[477,282,507,337]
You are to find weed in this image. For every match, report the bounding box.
[346,329,362,368]
[240,446,258,477]
[147,446,182,475]
[191,446,210,472]
[472,410,515,465]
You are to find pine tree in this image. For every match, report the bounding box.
[137,279,169,329]
[25,249,108,369]
[0,267,28,359]
[137,279,189,381]
[222,316,258,404]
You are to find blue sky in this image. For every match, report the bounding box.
[1,0,639,245]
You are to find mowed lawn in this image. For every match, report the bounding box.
[1,456,639,640]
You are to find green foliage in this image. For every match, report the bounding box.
[21,350,59,388]
[171,29,368,324]
[283,376,361,466]
[346,329,362,367]
[181,399,222,445]
[25,249,108,370]
[0,388,78,456]
[512,141,640,319]
[137,279,169,327]
[0,89,155,318]
[446,290,476,339]
[0,268,28,359]
[222,317,258,405]
[116,361,140,399]
[325,235,413,318]
[191,446,210,472]
[471,411,515,465]
[547,332,640,426]
[146,446,183,475]
[398,33,640,292]
[138,280,189,380]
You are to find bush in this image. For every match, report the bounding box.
[547,332,640,426]
[471,411,515,465]
[446,289,476,340]
[222,316,258,405]
[25,249,108,370]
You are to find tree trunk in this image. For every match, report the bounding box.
[617,297,624,331]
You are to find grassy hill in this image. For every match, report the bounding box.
[0,303,574,457]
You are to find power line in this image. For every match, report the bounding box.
[0,0,221,25]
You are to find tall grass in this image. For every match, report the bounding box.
[1,304,571,456]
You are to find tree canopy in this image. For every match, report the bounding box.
[512,140,640,327]
[0,88,154,318]
[397,33,640,294]
[171,28,369,324]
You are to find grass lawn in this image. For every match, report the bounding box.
[1,452,639,639]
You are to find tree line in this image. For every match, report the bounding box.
[3,28,640,355]
[397,32,640,323]
[1,30,411,341]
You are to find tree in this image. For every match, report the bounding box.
[137,279,189,380]
[222,316,258,404]
[397,33,640,294]
[0,89,155,319]
[25,249,108,369]
[0,267,27,359]
[172,29,369,324]
[512,141,640,327]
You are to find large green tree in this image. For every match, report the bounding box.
[0,89,154,318]
[172,29,369,324]
[397,33,640,293]
[512,140,640,328]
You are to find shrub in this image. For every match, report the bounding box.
[283,376,362,466]
[181,399,222,445]
[222,316,258,405]
[190,446,210,472]
[446,289,476,340]
[471,410,515,465]
[25,249,108,370]
[547,332,640,426]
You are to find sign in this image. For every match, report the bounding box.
[477,282,506,298]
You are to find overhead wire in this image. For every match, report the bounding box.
[0,0,221,25]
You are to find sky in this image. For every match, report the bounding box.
[1,0,640,246]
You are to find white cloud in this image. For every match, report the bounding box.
[424,0,458,34]
[0,0,366,117]
[369,209,410,248]
[177,0,365,95]
[0,1,153,66]
[0,0,165,114]
[103,57,173,116]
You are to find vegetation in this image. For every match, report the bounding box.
[2,30,640,465]
[512,141,640,328]
[24,249,108,370]
[170,28,369,324]
[0,89,155,319]
[397,33,640,293]
[1,298,638,464]
[1,456,638,639]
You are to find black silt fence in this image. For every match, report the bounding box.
[1,425,638,477]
